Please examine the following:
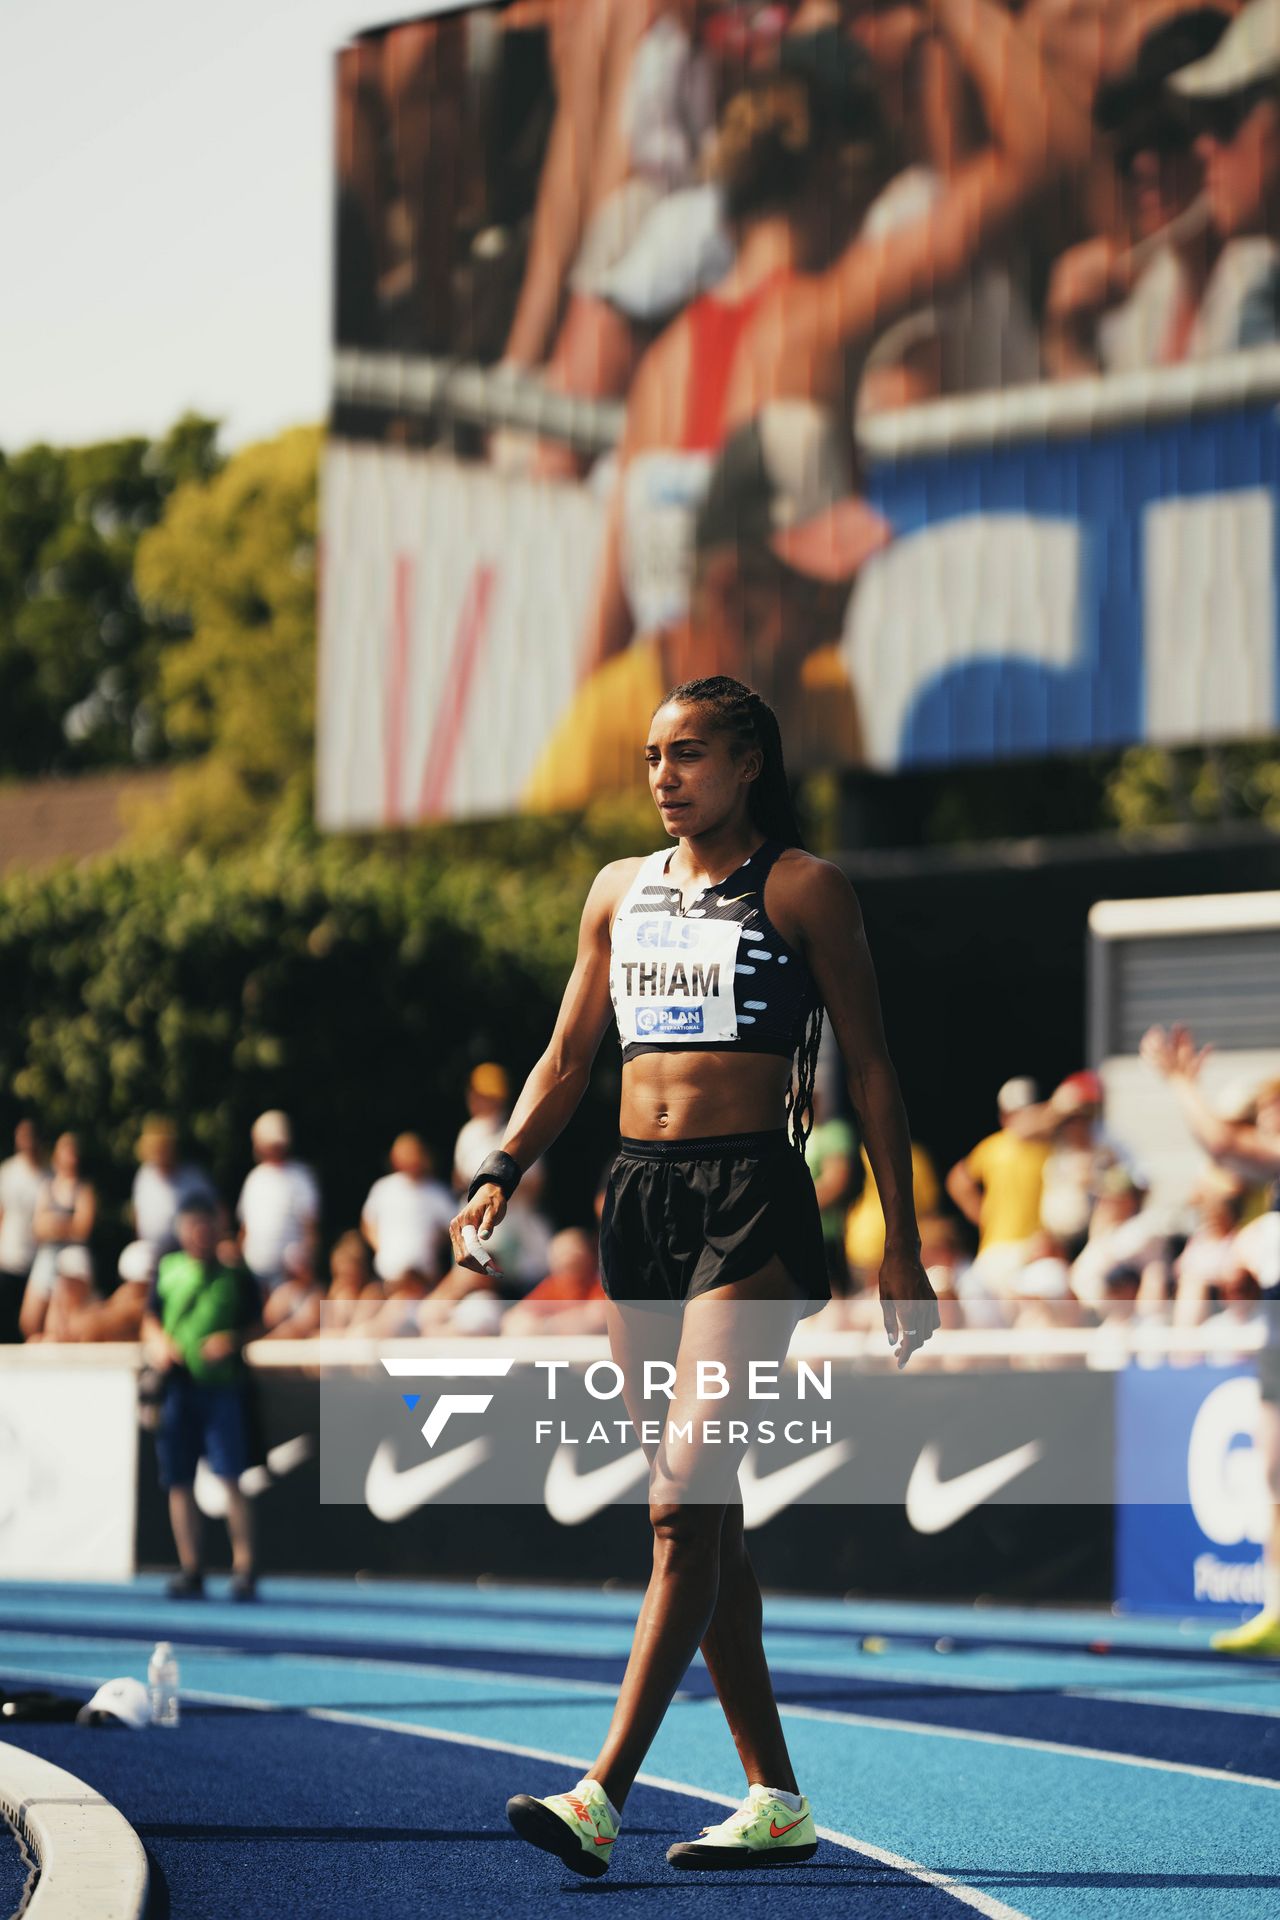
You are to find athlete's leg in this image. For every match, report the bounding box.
[587,1263,803,1808]
[699,1497,799,1793]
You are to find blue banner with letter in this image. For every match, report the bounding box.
[1115,1364,1267,1616]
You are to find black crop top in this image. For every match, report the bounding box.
[609,839,818,1062]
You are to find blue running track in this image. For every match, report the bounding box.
[0,1576,1276,1919]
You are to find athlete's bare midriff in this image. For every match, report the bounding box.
[618,1050,793,1141]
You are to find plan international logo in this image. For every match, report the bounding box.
[636,1005,704,1036]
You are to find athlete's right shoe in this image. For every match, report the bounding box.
[506,1776,620,1877]
[667,1785,818,1870]
[1211,1610,1280,1657]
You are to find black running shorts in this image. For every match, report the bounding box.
[599,1130,830,1315]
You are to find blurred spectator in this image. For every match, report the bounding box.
[453,1063,512,1188]
[324,1230,386,1334]
[1204,1267,1269,1363]
[236,1111,320,1294]
[39,1239,156,1345]
[1232,1194,1280,1292]
[142,1199,262,1601]
[1172,0,1280,342]
[261,1246,324,1341]
[1069,1163,1172,1308]
[503,1227,607,1334]
[946,1078,1051,1306]
[806,1089,857,1293]
[1045,6,1235,376]
[845,1132,942,1293]
[131,1115,219,1261]
[362,1132,455,1287]
[485,1185,556,1296]
[0,1119,46,1344]
[1037,1071,1121,1253]
[23,1133,95,1333]
[24,1246,98,1344]
[1172,1164,1248,1331]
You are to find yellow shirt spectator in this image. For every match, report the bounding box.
[965,1130,1050,1251]
[845,1142,941,1273]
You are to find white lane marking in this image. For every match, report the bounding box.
[302,1711,1034,1920]
[0,1658,1029,1920]
[779,1700,1280,1791]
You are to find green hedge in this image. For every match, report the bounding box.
[0,830,644,1261]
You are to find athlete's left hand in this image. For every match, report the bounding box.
[879,1250,940,1370]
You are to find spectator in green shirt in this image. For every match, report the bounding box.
[141,1199,262,1601]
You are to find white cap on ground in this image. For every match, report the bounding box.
[75,1677,151,1730]
[1171,0,1280,96]
[997,1076,1038,1114]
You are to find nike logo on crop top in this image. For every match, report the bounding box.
[609,840,816,1061]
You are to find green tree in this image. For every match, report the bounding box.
[132,425,321,853]
[0,415,222,773]
[1105,741,1280,832]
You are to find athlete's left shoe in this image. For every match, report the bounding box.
[506,1777,620,1877]
[667,1785,817,1870]
[1211,1610,1280,1657]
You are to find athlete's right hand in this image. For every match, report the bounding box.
[450,1185,508,1275]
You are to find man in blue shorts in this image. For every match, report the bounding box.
[142,1198,263,1600]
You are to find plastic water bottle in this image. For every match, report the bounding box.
[148,1642,180,1728]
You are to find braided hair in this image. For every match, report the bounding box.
[659,675,824,1156]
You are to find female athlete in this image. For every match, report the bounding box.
[450,673,938,1874]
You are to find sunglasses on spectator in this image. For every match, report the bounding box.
[1191,83,1275,146]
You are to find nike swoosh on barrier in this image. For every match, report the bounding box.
[543,1445,650,1526]
[904,1438,1043,1536]
[739,1440,856,1529]
[195,1433,315,1515]
[364,1436,492,1522]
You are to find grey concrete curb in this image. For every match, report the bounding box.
[0,1739,147,1920]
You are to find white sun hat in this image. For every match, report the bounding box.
[75,1677,152,1730]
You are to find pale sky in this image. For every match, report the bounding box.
[2,0,458,454]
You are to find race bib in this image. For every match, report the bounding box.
[611,912,742,1045]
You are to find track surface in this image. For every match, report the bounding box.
[0,1576,1276,1919]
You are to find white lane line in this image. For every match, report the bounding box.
[0,1660,1030,1920]
[778,1700,1280,1791]
[1068,1685,1280,1721]
[303,1709,1032,1920]
[764,1648,1280,1719]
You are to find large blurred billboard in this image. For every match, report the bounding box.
[318,0,1280,827]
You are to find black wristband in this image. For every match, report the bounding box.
[467,1150,522,1203]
